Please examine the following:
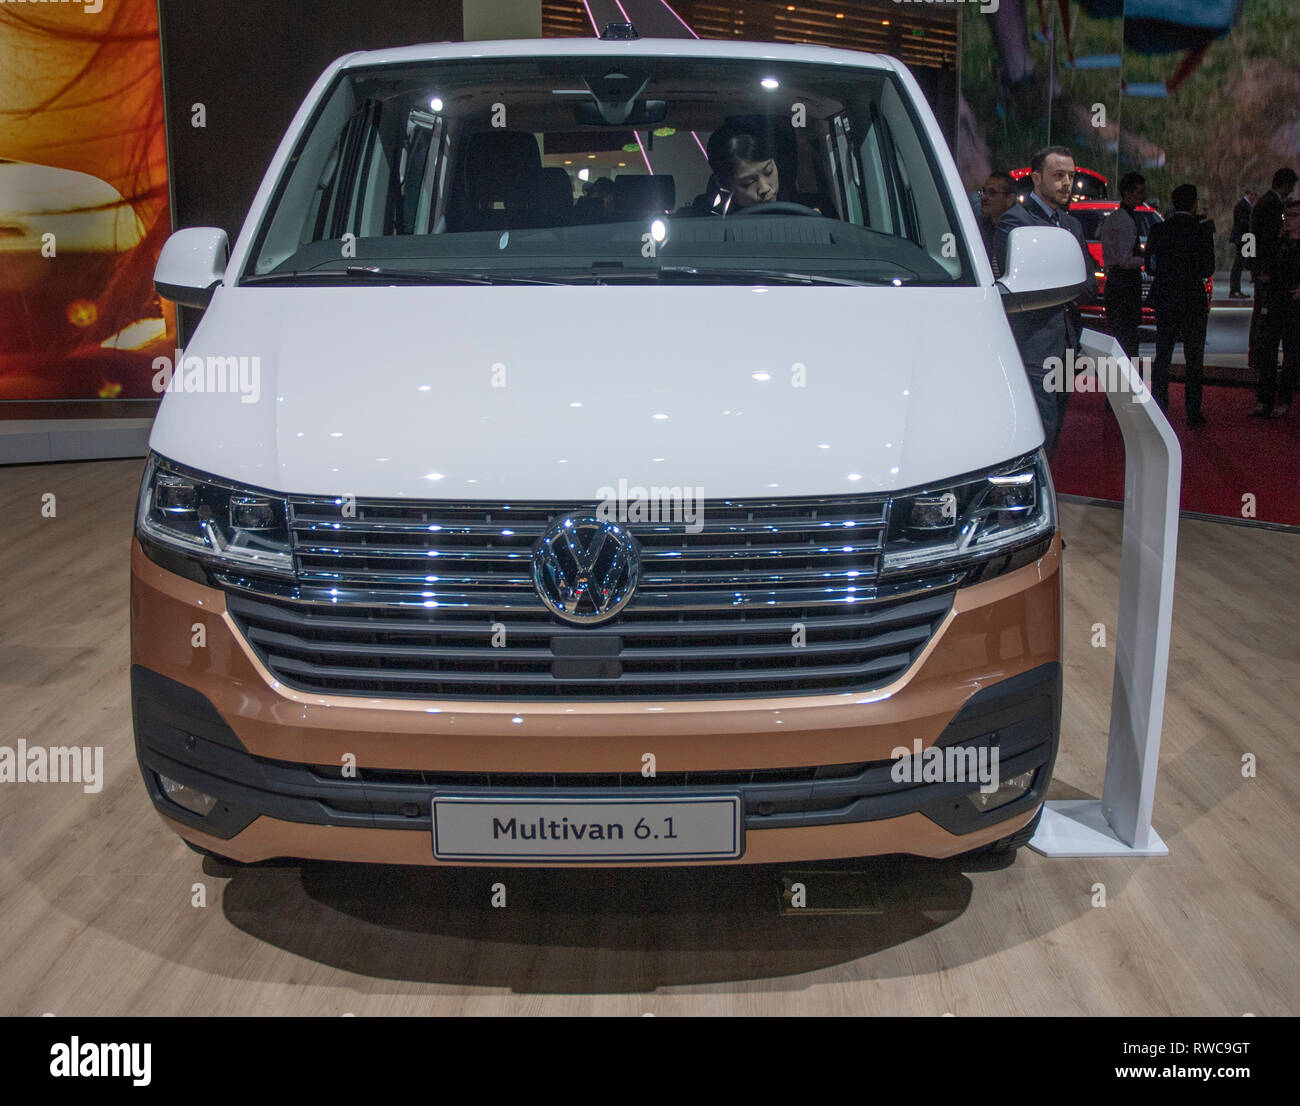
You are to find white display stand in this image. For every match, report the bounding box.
[1031,330,1180,857]
[0,417,151,464]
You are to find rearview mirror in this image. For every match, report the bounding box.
[996,225,1088,313]
[154,227,229,309]
[574,100,668,126]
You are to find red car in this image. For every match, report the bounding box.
[1069,201,1213,326]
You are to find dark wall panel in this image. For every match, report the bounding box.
[158,0,463,239]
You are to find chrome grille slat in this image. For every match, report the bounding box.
[290,539,884,561]
[222,494,957,699]
[294,520,544,537]
[290,496,886,519]
[294,544,536,560]
[637,566,881,587]
[291,516,883,537]
[296,569,536,587]
[243,621,933,664]
[292,565,882,589]
[244,626,556,661]
[220,576,961,611]
[259,650,918,688]
[221,592,952,638]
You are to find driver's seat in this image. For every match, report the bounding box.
[689,175,726,216]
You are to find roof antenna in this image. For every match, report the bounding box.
[602,22,639,40]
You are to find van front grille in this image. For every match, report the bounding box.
[219,494,959,699]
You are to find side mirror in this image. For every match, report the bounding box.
[154,227,229,309]
[997,224,1088,313]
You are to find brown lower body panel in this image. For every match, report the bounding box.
[132,534,1061,866]
[162,806,1038,866]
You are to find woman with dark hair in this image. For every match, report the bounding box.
[706,120,781,211]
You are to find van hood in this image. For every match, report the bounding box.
[150,284,1041,501]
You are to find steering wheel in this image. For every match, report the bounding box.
[731,200,821,217]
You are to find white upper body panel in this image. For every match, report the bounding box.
[152,38,1034,500]
[150,282,1039,500]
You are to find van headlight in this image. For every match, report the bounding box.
[136,453,293,580]
[881,450,1056,577]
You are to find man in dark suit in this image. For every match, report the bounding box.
[1145,183,1216,426]
[976,170,1017,278]
[1229,189,1256,298]
[994,145,1096,458]
[1247,167,1297,406]
[1251,197,1300,418]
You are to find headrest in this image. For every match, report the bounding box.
[537,166,574,210]
[460,132,542,203]
[612,174,676,217]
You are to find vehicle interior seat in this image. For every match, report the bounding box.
[686,174,723,216]
[446,131,543,232]
[535,166,575,225]
[612,174,676,220]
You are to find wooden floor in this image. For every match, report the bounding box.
[0,458,1296,1016]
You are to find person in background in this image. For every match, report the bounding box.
[1247,167,1297,400]
[573,177,614,222]
[977,171,1018,277]
[1145,183,1216,427]
[1229,189,1257,298]
[1250,197,1300,419]
[1099,171,1147,366]
[994,145,1096,458]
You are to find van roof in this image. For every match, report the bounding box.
[334,36,896,74]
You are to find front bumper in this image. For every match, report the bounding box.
[131,535,1063,866]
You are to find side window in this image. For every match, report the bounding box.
[332,99,382,239]
[876,80,962,278]
[832,115,863,225]
[322,99,451,241]
[255,80,362,274]
[354,107,391,239]
[422,117,449,232]
[867,104,919,243]
[854,111,897,235]
[323,102,447,240]
[827,109,919,240]
[305,138,343,243]
[821,126,846,221]
[394,107,446,234]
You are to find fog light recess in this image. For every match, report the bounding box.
[157,773,218,816]
[967,769,1036,812]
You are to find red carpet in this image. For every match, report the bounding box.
[1051,384,1300,526]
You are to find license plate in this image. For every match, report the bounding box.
[431,793,743,862]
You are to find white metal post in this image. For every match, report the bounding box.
[1031,330,1179,856]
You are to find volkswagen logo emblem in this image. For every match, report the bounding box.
[532,515,640,624]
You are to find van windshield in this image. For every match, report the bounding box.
[244,55,974,286]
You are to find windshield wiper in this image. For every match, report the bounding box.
[241,267,560,286]
[242,265,907,288]
[585,265,904,287]
[664,266,899,286]
[345,266,561,285]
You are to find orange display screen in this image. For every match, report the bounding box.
[0,0,174,402]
